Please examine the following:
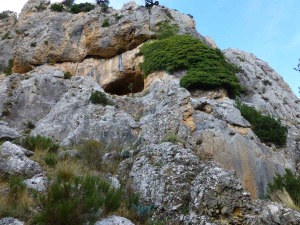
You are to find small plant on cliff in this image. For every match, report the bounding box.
[70,3,95,14]
[235,101,287,147]
[2,31,10,40]
[161,132,178,144]
[35,3,47,12]
[267,169,300,211]
[156,21,179,39]
[140,35,242,98]
[101,19,110,27]
[63,71,72,79]
[4,59,13,76]
[0,11,9,20]
[62,0,75,7]
[50,3,65,12]
[96,0,110,12]
[90,90,113,105]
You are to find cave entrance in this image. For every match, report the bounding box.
[103,73,144,95]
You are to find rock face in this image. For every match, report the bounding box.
[0,122,21,140]
[0,141,42,177]
[0,11,17,73]
[0,69,295,198]
[11,0,202,73]
[225,48,300,163]
[127,143,300,225]
[0,1,300,224]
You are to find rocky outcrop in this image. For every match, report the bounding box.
[225,49,300,168]
[0,141,42,177]
[0,68,293,198]
[23,172,47,192]
[38,45,144,95]
[94,216,134,225]
[12,0,202,73]
[0,11,17,73]
[0,121,21,140]
[127,143,300,225]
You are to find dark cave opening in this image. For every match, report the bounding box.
[103,74,144,95]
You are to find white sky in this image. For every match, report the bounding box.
[0,0,144,14]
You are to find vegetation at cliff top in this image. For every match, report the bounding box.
[267,169,300,211]
[70,3,95,14]
[235,101,287,147]
[50,2,96,14]
[0,11,9,20]
[140,35,242,98]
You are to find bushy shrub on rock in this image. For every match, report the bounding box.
[140,35,242,98]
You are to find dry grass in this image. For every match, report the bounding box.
[0,189,34,219]
[269,188,300,212]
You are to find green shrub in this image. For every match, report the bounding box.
[18,135,59,152]
[70,3,95,14]
[33,175,121,225]
[262,79,272,86]
[156,21,179,39]
[235,102,287,147]
[104,188,123,212]
[35,3,47,12]
[25,120,36,129]
[2,31,10,40]
[77,139,105,170]
[63,71,72,79]
[267,169,300,206]
[62,0,75,7]
[4,59,13,76]
[114,14,123,21]
[97,0,110,12]
[44,153,58,167]
[0,11,9,20]
[90,90,112,105]
[161,133,178,143]
[101,19,110,27]
[50,3,65,12]
[140,35,242,98]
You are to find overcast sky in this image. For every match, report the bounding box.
[1,0,300,97]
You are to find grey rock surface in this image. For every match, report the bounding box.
[129,143,200,221]
[0,217,24,225]
[13,0,204,73]
[0,123,21,140]
[23,172,47,192]
[0,11,17,73]
[94,216,134,225]
[225,48,300,163]
[0,141,42,177]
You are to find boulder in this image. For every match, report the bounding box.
[0,123,21,140]
[94,216,134,225]
[0,141,42,177]
[0,217,24,225]
[23,172,47,192]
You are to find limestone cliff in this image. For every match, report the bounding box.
[0,0,300,224]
